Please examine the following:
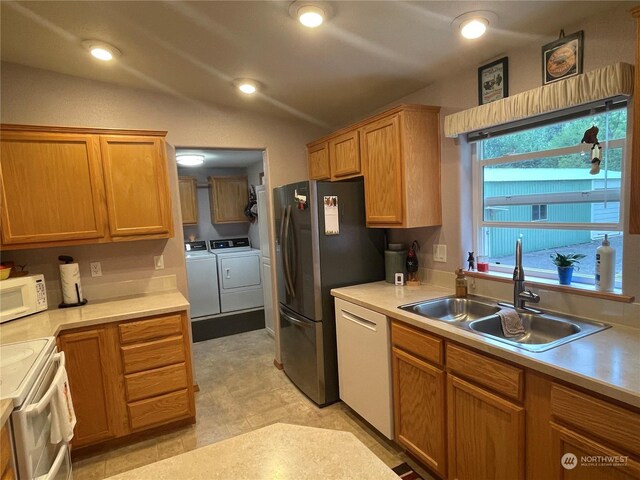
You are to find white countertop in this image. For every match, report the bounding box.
[106,423,399,480]
[0,290,189,345]
[332,281,640,409]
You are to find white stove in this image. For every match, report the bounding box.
[0,337,55,407]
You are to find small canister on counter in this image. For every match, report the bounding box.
[385,244,407,283]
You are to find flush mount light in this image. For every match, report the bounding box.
[233,79,259,95]
[81,40,121,61]
[451,11,497,40]
[288,1,333,28]
[176,155,205,166]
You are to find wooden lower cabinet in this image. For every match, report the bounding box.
[0,423,15,480]
[392,347,446,477]
[57,325,126,448]
[57,311,195,450]
[447,375,525,480]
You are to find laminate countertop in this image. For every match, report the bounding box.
[106,423,399,480]
[332,281,640,409]
[0,290,189,345]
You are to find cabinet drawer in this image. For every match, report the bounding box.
[125,363,189,402]
[391,320,443,366]
[119,314,183,344]
[446,344,523,401]
[551,384,640,456]
[128,389,192,431]
[121,336,185,374]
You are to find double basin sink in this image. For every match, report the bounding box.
[399,295,610,352]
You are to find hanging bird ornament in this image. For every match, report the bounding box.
[581,125,601,175]
[406,240,420,285]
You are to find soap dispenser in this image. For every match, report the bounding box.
[455,269,467,298]
[595,234,615,292]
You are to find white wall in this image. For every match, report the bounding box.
[246,159,266,250]
[382,4,639,304]
[1,62,327,360]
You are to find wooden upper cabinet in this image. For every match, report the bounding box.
[308,142,330,180]
[363,106,442,228]
[329,129,360,180]
[361,114,404,225]
[178,176,198,225]
[630,7,640,235]
[0,131,106,245]
[100,135,173,237]
[209,176,248,223]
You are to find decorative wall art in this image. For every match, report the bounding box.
[478,57,509,105]
[542,30,584,85]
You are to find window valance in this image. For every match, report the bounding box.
[444,62,634,138]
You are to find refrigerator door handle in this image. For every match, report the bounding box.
[282,310,314,329]
[283,205,296,298]
[279,207,291,297]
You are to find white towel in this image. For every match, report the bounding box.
[498,308,526,338]
[50,368,77,444]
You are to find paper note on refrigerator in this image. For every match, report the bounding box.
[324,196,339,235]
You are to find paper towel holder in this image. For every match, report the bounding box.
[58,255,88,309]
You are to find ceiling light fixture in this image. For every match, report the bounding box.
[233,79,259,95]
[176,155,205,166]
[451,11,497,40]
[81,40,121,61]
[289,1,333,28]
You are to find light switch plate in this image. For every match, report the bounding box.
[154,255,165,270]
[433,244,447,263]
[90,262,102,277]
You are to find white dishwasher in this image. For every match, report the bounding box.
[335,298,393,439]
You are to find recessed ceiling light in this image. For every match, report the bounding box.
[177,155,204,166]
[233,79,259,95]
[81,40,121,61]
[451,11,497,40]
[289,1,333,28]
[460,18,487,39]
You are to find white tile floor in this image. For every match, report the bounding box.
[73,329,435,479]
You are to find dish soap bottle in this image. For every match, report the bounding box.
[595,234,615,292]
[455,269,467,298]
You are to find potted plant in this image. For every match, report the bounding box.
[550,252,586,285]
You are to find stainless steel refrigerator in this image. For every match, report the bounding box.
[274,178,385,406]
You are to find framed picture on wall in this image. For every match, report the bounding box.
[478,57,509,105]
[542,30,583,85]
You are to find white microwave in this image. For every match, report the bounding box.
[0,274,48,323]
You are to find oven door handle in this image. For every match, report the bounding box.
[34,443,68,480]
[24,352,66,417]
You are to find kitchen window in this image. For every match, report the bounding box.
[472,103,627,287]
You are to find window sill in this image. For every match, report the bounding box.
[465,270,634,304]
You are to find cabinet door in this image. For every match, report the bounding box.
[0,132,105,245]
[448,375,525,480]
[308,142,330,180]
[100,135,173,237]
[329,130,360,179]
[58,326,127,448]
[551,422,640,479]
[208,176,248,223]
[392,347,446,477]
[178,176,198,225]
[361,114,403,225]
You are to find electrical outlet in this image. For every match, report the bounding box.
[433,244,447,263]
[90,262,102,277]
[154,255,164,270]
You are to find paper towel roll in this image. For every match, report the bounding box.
[60,263,83,305]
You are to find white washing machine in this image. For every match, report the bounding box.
[210,238,263,313]
[185,241,221,319]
